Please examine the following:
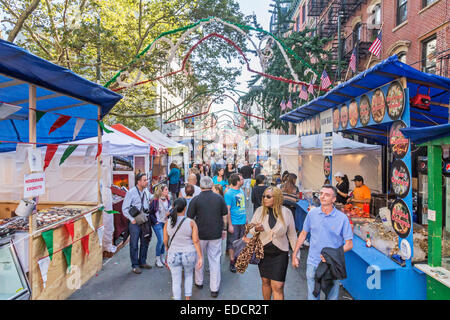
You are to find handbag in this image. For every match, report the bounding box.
[130,189,148,225]
[232,237,260,265]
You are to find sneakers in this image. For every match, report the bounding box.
[194,284,203,289]
[140,264,152,269]
[132,267,142,274]
[156,256,164,268]
[304,240,310,247]
[229,263,236,273]
[211,291,219,298]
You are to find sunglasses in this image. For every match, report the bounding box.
[262,195,273,199]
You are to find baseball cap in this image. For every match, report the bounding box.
[334,171,344,177]
[352,175,364,182]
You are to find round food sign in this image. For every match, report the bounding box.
[359,95,371,126]
[390,160,411,198]
[324,156,331,178]
[340,105,349,129]
[389,121,409,159]
[333,108,340,131]
[390,199,411,239]
[387,81,405,120]
[349,100,359,128]
[371,89,386,123]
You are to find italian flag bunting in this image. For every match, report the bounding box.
[81,234,90,256]
[62,245,72,273]
[41,229,54,260]
[97,121,114,134]
[59,145,78,165]
[36,111,46,123]
[43,145,58,171]
[49,115,71,134]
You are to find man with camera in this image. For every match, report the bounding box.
[122,173,156,274]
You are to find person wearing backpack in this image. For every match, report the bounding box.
[163,198,203,300]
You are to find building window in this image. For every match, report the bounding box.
[397,51,407,63]
[353,23,362,45]
[302,4,306,24]
[372,4,381,27]
[422,0,437,8]
[422,36,437,74]
[296,16,300,31]
[396,0,407,25]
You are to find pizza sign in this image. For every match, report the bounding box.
[390,199,411,239]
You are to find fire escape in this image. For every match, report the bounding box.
[308,0,370,81]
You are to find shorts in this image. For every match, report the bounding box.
[226,224,247,251]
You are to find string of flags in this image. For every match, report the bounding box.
[38,214,105,289]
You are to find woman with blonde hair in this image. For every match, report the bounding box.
[246,186,297,300]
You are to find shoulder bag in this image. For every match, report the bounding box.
[164,217,187,269]
[130,189,148,225]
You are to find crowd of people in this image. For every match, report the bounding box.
[122,159,362,300]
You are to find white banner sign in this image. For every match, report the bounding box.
[322,136,333,156]
[24,172,45,198]
[320,109,333,133]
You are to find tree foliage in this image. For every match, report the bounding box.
[0,0,251,130]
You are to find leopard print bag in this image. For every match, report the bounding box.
[235,223,264,274]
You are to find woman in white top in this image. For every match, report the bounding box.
[164,198,202,300]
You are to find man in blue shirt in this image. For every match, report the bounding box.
[122,173,155,274]
[224,173,247,273]
[292,185,353,300]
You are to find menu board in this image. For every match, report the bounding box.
[349,100,359,128]
[390,160,411,198]
[371,89,386,123]
[333,108,340,131]
[340,105,349,129]
[390,199,412,239]
[389,121,409,159]
[387,80,405,120]
[359,95,371,126]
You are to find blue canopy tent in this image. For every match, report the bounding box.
[0,39,122,152]
[280,55,450,300]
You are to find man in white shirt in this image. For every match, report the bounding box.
[179,174,201,198]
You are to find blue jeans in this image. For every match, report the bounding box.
[167,251,197,300]
[306,264,340,300]
[129,222,150,268]
[152,222,165,257]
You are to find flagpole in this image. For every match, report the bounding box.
[366,23,383,70]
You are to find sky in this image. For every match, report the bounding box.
[210,0,272,122]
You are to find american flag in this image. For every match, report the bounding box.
[280,99,286,111]
[299,85,308,100]
[320,70,331,89]
[286,97,293,109]
[308,82,314,94]
[369,30,382,57]
[349,47,357,72]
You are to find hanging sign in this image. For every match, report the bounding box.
[349,100,359,128]
[390,199,412,239]
[387,80,405,120]
[340,105,348,129]
[390,160,411,198]
[389,121,409,159]
[320,108,333,133]
[323,156,331,177]
[333,108,340,131]
[24,172,45,198]
[28,148,43,172]
[323,137,333,156]
[359,95,371,126]
[371,88,386,123]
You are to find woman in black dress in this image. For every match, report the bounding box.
[251,174,268,212]
[247,186,297,300]
[334,172,349,204]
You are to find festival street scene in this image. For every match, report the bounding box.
[0,0,449,302]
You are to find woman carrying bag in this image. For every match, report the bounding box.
[163,198,203,300]
[242,186,297,300]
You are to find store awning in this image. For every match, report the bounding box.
[401,123,450,145]
[137,127,188,155]
[280,55,450,139]
[111,123,166,155]
[0,39,122,153]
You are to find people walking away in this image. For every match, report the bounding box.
[251,174,268,212]
[239,161,253,200]
[224,162,237,181]
[212,167,228,190]
[347,175,371,210]
[168,163,181,200]
[212,184,224,197]
[149,184,171,268]
[122,173,156,274]
[281,173,299,216]
[183,184,195,215]
[292,185,353,300]
[179,174,201,198]
[187,176,228,298]
[163,198,203,300]
[246,187,297,300]
[225,173,247,273]
[334,172,349,204]
[253,160,263,179]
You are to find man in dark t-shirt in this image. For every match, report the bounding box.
[187,176,227,298]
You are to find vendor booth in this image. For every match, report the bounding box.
[0,39,122,299]
[281,55,450,300]
[402,124,450,299]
